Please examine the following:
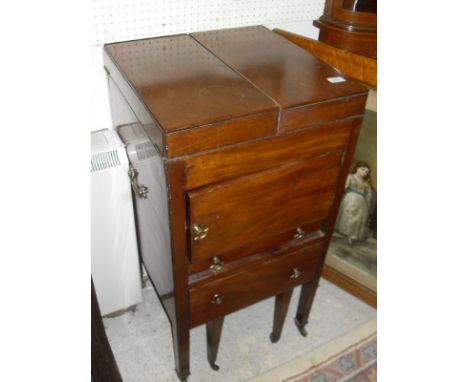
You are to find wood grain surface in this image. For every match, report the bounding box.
[273,29,376,88]
[192,26,368,109]
[189,240,323,327]
[184,119,356,190]
[105,35,277,134]
[188,153,341,263]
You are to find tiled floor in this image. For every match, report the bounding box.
[104,278,376,382]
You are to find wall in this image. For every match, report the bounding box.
[90,0,326,131]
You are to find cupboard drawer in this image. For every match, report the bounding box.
[189,239,323,327]
[187,152,341,265]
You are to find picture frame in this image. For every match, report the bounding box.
[273,29,377,307]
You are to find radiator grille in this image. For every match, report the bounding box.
[135,142,157,161]
[91,150,121,172]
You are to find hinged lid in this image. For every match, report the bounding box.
[192,26,369,131]
[105,35,278,157]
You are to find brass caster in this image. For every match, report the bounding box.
[294,318,308,337]
[209,362,220,371]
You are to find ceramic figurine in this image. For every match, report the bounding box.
[335,161,372,244]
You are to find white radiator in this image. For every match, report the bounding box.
[91,129,142,316]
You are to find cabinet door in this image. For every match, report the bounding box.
[187,152,342,264]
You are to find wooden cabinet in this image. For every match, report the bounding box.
[104,25,368,380]
[313,0,377,59]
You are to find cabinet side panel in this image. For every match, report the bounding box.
[108,74,176,321]
[104,48,165,156]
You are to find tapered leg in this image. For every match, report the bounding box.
[270,289,293,343]
[206,316,225,371]
[172,322,190,381]
[295,280,320,337]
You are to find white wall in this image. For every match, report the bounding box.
[90,1,325,131]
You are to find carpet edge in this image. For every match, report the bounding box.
[245,316,377,382]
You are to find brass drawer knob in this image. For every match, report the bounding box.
[211,293,224,305]
[209,256,224,272]
[293,227,305,239]
[289,268,302,279]
[192,223,209,241]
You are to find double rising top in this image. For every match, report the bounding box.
[104,26,368,156]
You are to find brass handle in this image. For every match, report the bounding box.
[128,165,149,198]
[192,224,209,241]
[211,293,224,305]
[293,227,305,239]
[289,268,302,279]
[209,256,224,273]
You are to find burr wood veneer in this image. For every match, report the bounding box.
[104,26,368,381]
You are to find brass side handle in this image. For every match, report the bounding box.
[192,223,209,241]
[293,227,305,240]
[209,256,224,273]
[289,268,302,279]
[211,293,224,305]
[128,165,149,198]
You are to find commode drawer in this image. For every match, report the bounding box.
[184,119,354,189]
[189,239,324,327]
[187,152,341,267]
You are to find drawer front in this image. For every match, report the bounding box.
[187,152,341,264]
[184,118,355,190]
[166,110,278,158]
[280,94,367,132]
[189,240,323,327]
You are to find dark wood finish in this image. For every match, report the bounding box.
[273,29,376,88]
[192,26,367,108]
[270,289,294,343]
[188,223,324,275]
[91,279,123,382]
[322,264,377,307]
[281,94,367,132]
[313,0,377,59]
[206,316,225,370]
[166,111,277,158]
[273,29,377,308]
[105,61,165,154]
[188,231,324,286]
[184,119,356,189]
[313,21,376,59]
[192,26,367,132]
[104,35,277,159]
[189,240,323,328]
[294,280,320,337]
[188,154,341,263]
[105,35,277,133]
[105,26,367,379]
[324,0,376,29]
[295,117,363,336]
[165,160,191,381]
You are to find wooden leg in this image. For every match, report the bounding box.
[295,280,320,337]
[206,316,225,371]
[270,289,293,343]
[172,322,190,381]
